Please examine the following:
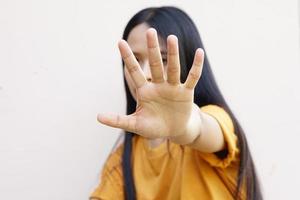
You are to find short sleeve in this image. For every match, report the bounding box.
[89,144,125,200]
[197,104,239,168]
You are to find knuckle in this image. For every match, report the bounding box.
[189,71,200,80]
[116,115,121,126]
[194,63,201,68]
[127,65,139,73]
[168,66,179,74]
[150,59,162,67]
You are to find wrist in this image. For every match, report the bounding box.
[169,103,203,145]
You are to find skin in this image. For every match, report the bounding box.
[98,23,225,152]
[124,24,168,148]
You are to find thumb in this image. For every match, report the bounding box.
[97,113,137,133]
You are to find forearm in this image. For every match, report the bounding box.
[169,104,225,153]
[188,110,225,152]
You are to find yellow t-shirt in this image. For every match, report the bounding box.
[90,105,244,200]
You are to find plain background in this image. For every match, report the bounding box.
[0,0,299,199]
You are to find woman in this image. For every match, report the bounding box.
[90,6,262,200]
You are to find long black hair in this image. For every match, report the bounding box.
[120,6,262,200]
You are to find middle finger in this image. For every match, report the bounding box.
[146,28,165,83]
[166,35,181,85]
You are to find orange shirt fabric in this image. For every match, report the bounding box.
[90,104,244,200]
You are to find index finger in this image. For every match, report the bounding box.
[118,40,147,88]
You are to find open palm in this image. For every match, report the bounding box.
[98,28,204,140]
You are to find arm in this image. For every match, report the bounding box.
[187,108,226,152]
[98,28,226,154]
[169,103,226,153]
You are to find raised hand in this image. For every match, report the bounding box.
[98,28,204,141]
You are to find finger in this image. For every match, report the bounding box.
[167,35,181,85]
[97,113,137,133]
[118,40,147,88]
[146,28,164,83]
[184,48,204,89]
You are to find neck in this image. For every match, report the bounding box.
[147,138,167,149]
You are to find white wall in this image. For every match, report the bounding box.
[0,0,299,199]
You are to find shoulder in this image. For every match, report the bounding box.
[200,104,234,133]
[103,143,124,175]
[89,142,125,200]
[197,104,239,168]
